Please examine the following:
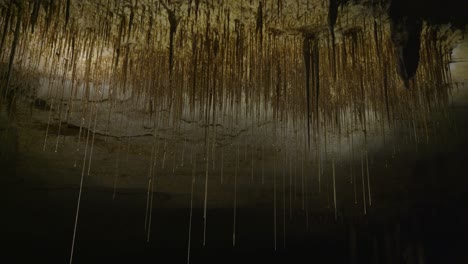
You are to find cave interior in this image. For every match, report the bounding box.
[1,0,468,263]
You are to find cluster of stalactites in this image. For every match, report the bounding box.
[0,0,456,151]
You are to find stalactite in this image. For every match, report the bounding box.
[273,149,277,251]
[221,147,224,184]
[301,154,305,210]
[303,35,312,148]
[145,145,155,231]
[203,139,209,246]
[187,152,196,264]
[160,1,179,76]
[361,150,367,215]
[43,98,54,151]
[4,2,23,99]
[256,1,263,47]
[262,144,265,185]
[282,152,286,248]
[233,143,239,247]
[70,102,93,264]
[366,150,372,206]
[87,101,99,175]
[389,10,423,88]
[332,155,337,221]
[147,139,159,243]
[0,2,12,56]
[65,0,71,27]
[328,0,338,80]
[30,0,41,33]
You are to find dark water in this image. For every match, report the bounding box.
[2,178,468,264]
